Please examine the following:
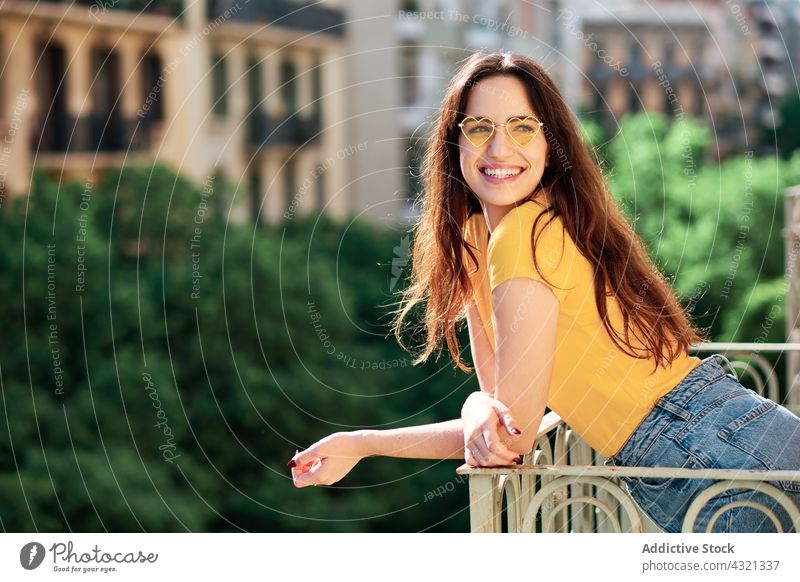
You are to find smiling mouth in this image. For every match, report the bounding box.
[480,166,524,179]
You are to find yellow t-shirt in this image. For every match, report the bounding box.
[463,197,701,458]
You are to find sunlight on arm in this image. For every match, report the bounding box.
[491,277,559,454]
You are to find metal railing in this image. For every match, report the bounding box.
[52,0,182,18]
[247,112,321,148]
[457,343,800,533]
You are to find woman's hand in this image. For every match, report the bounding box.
[461,391,524,467]
[287,432,365,488]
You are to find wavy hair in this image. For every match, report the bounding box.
[391,51,706,373]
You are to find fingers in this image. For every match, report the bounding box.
[288,448,325,488]
[291,458,325,488]
[500,415,522,436]
[482,424,520,465]
[471,439,492,466]
[464,446,479,467]
[287,447,319,470]
[491,402,522,436]
[465,435,521,467]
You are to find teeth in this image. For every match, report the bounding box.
[482,168,521,178]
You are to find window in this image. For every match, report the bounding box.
[664,84,675,116]
[311,59,321,116]
[212,51,229,117]
[663,42,675,67]
[315,161,325,212]
[141,52,164,122]
[593,82,606,114]
[250,169,262,224]
[280,58,297,115]
[283,158,296,214]
[92,47,123,151]
[247,56,263,110]
[247,56,263,143]
[628,41,642,69]
[628,83,641,113]
[695,85,705,117]
[400,45,418,106]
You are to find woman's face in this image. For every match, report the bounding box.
[458,74,549,226]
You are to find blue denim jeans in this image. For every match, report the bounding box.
[605,354,800,532]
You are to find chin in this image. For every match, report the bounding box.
[473,188,535,207]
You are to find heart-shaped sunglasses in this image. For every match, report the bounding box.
[458,115,544,147]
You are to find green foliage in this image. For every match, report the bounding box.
[606,112,791,350]
[0,164,472,532]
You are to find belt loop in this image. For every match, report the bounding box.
[712,353,737,379]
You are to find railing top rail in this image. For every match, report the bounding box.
[693,342,800,352]
[455,463,800,481]
[537,411,562,437]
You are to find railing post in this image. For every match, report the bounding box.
[785,185,800,411]
[468,474,497,533]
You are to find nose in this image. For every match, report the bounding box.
[486,125,514,157]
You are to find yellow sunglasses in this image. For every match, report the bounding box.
[458,115,544,148]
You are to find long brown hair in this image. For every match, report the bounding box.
[391,51,706,373]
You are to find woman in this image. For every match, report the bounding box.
[287,51,800,532]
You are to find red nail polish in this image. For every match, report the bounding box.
[511,428,521,435]
[286,460,297,468]
[514,456,523,464]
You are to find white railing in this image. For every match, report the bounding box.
[457,344,800,533]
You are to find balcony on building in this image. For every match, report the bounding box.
[247,112,321,150]
[52,0,183,18]
[207,0,345,36]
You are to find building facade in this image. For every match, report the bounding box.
[560,0,799,159]
[0,0,348,223]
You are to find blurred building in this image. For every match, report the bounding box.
[345,0,558,224]
[743,0,800,132]
[559,0,800,159]
[0,0,348,223]
[555,0,741,159]
[4,1,794,225]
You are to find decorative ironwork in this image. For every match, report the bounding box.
[458,344,800,533]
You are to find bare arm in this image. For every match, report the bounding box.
[465,298,496,396]
[490,277,559,455]
[355,420,464,460]
[289,420,467,487]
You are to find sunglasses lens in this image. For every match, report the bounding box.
[508,117,540,146]
[460,118,493,147]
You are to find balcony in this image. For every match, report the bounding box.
[247,112,321,148]
[458,343,800,533]
[54,0,182,18]
[36,113,154,153]
[207,0,344,36]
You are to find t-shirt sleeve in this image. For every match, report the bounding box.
[487,210,576,303]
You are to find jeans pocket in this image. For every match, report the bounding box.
[633,452,703,491]
[625,453,708,532]
[717,398,800,494]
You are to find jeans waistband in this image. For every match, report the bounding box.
[606,353,732,465]
[655,353,733,411]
